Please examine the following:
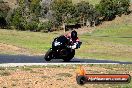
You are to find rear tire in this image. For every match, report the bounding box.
[44,49,53,61]
[63,50,75,62]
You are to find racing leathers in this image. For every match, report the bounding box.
[64,33,80,49]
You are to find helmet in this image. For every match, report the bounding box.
[71,30,77,39]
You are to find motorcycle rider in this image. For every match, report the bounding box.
[64,30,80,49]
[45,30,81,61]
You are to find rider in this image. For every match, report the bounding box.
[64,30,80,49]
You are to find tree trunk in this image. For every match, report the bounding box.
[83,17,85,26]
[63,23,66,33]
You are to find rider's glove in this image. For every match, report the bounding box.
[68,45,72,49]
[71,43,77,49]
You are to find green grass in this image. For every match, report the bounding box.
[91,24,132,46]
[91,24,132,37]
[0,24,132,61]
[75,23,132,61]
[0,30,59,54]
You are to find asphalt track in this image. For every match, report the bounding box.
[0,54,132,67]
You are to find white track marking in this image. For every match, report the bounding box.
[0,63,119,67]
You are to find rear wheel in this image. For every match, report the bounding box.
[44,49,53,61]
[63,50,75,62]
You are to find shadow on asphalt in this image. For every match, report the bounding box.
[0,54,132,64]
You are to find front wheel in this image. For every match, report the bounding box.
[63,50,75,62]
[44,49,53,61]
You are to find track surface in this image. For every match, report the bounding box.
[0,54,132,66]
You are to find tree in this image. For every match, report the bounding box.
[10,7,26,30]
[9,0,42,31]
[95,0,130,21]
[51,0,75,26]
[29,0,41,17]
[38,21,53,32]
[75,1,97,26]
[0,1,10,28]
[115,0,130,16]
[40,0,53,18]
[96,0,116,21]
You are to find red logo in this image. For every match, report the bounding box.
[76,66,131,85]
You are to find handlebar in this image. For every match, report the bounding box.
[77,42,82,48]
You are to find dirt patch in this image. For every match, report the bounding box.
[0,43,20,51]
[0,65,131,88]
[0,43,31,55]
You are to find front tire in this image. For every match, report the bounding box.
[44,49,53,61]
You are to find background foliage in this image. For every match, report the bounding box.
[0,0,130,31]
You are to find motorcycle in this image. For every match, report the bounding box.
[44,35,82,62]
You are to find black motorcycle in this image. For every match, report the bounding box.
[44,35,82,62]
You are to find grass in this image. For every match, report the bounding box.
[19,66,33,71]
[41,76,50,79]
[0,67,6,70]
[56,73,73,77]
[74,13,132,61]
[0,71,11,76]
[0,24,132,61]
[75,23,132,61]
[0,29,58,54]
[0,67,11,76]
